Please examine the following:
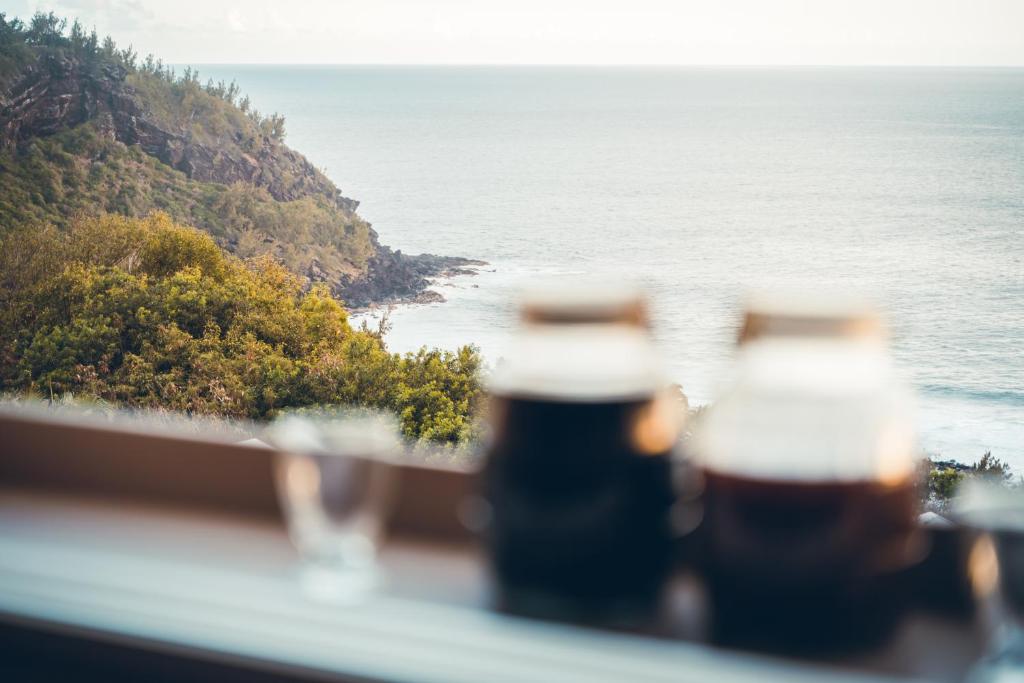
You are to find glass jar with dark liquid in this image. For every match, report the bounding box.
[693,295,924,651]
[483,283,681,624]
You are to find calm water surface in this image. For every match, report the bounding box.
[197,66,1024,467]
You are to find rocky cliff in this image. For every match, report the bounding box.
[1,54,356,210]
[0,25,478,307]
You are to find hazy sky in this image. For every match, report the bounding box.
[9,0,1024,65]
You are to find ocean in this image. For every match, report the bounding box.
[195,65,1024,468]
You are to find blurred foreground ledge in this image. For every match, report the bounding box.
[0,405,982,682]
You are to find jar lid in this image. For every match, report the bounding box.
[491,280,663,401]
[488,325,665,402]
[518,279,648,328]
[698,292,914,483]
[738,291,883,345]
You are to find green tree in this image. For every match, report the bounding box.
[973,452,1011,481]
[928,467,965,503]
[0,213,482,444]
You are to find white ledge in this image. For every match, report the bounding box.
[0,491,916,683]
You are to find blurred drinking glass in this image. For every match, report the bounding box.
[956,479,1024,682]
[267,410,401,601]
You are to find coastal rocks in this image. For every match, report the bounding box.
[1,56,117,144]
[410,290,447,305]
[336,248,487,308]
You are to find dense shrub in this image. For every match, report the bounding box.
[0,213,482,444]
[922,452,1017,511]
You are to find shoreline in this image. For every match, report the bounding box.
[357,278,1023,472]
[349,259,492,313]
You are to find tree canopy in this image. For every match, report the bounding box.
[0,213,483,444]
[1,11,279,135]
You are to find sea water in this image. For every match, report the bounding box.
[195,66,1024,468]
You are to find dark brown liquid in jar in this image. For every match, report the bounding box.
[694,297,922,650]
[699,469,921,649]
[482,286,678,623]
[485,395,676,620]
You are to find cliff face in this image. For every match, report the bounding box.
[1,53,356,210]
[0,49,474,307]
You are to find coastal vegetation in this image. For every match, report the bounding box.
[0,11,484,444]
[0,121,377,279]
[0,11,462,308]
[0,214,482,444]
[923,452,1017,511]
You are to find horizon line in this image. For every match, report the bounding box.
[174,62,1024,69]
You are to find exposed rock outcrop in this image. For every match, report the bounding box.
[0,53,355,210]
[0,50,479,304]
[339,250,487,308]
